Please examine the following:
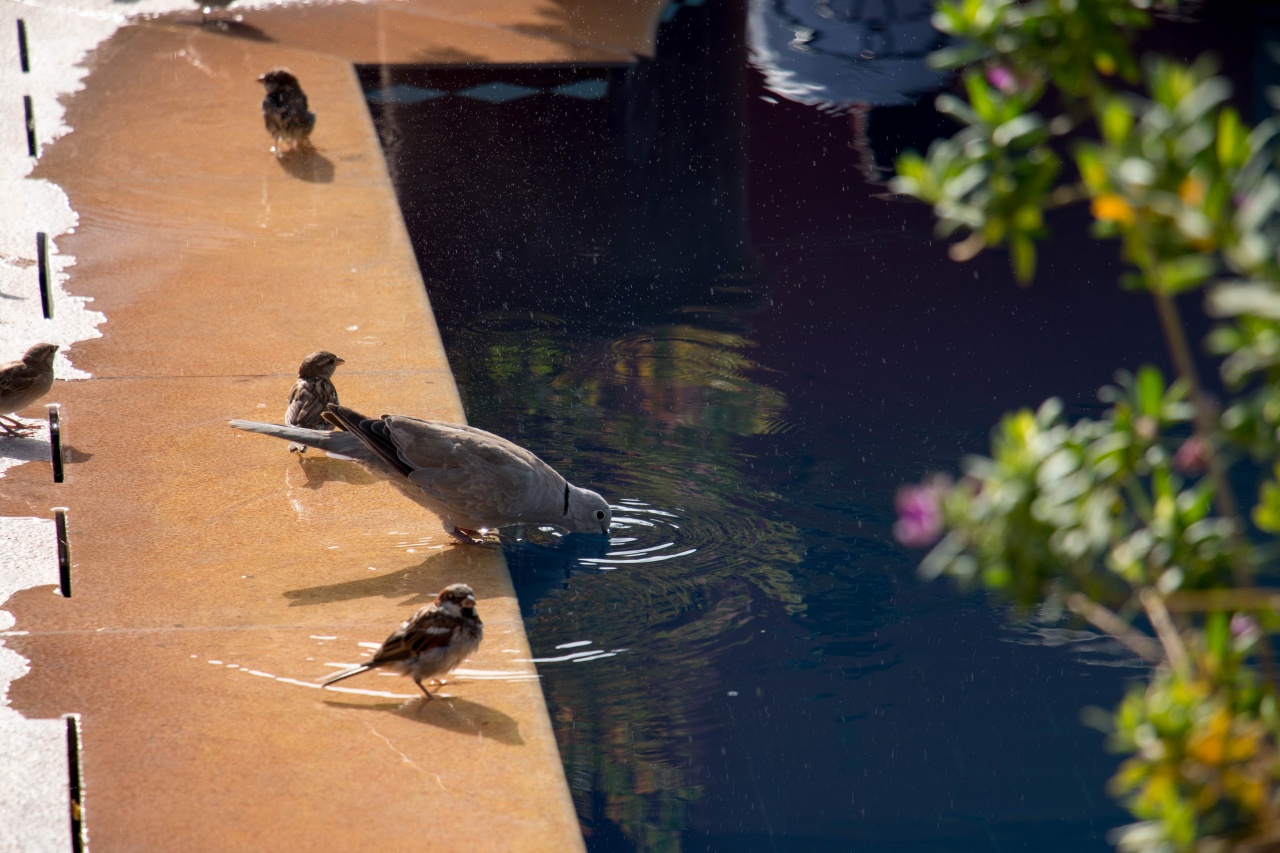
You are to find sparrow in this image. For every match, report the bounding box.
[258,69,316,158]
[193,0,235,25]
[229,403,612,544]
[0,343,57,438]
[322,583,483,699]
[285,351,343,453]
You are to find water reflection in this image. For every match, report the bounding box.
[364,0,1167,848]
[748,0,950,110]
[445,310,821,846]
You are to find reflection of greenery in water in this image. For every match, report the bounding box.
[446,314,805,849]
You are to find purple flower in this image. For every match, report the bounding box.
[1231,613,1260,644]
[986,65,1016,95]
[894,477,950,548]
[1173,435,1208,475]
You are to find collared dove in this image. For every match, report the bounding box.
[230,403,612,543]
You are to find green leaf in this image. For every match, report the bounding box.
[992,114,1048,148]
[1100,96,1135,145]
[1135,366,1164,417]
[1156,254,1216,295]
[1216,107,1248,170]
[1206,282,1280,320]
[1011,233,1036,283]
[1255,467,1280,533]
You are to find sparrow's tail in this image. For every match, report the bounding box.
[229,419,367,457]
[321,664,372,689]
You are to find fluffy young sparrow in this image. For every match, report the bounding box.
[258,69,316,158]
[0,343,57,437]
[284,351,343,453]
[322,584,483,699]
[230,403,613,544]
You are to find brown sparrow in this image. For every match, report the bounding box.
[284,351,343,453]
[0,343,57,437]
[258,69,316,158]
[195,0,236,26]
[230,404,612,544]
[322,584,483,699]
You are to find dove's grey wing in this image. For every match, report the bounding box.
[368,605,456,666]
[386,418,556,521]
[0,361,41,400]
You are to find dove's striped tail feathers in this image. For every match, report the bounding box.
[321,664,372,689]
[322,404,414,477]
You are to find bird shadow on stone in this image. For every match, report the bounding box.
[284,549,487,607]
[62,445,92,464]
[325,695,524,745]
[407,46,489,64]
[293,454,379,489]
[278,147,335,184]
[284,559,441,608]
[0,433,50,464]
[173,18,275,43]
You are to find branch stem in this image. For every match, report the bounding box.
[1066,593,1163,664]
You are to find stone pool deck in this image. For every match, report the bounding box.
[2,3,661,850]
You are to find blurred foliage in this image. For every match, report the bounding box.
[893,1,1280,850]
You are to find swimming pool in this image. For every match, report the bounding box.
[361,2,1260,849]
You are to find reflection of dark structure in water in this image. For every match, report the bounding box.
[357,0,761,321]
[747,0,957,180]
[747,0,949,109]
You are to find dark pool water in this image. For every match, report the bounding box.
[360,2,1278,850]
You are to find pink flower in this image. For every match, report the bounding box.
[1231,613,1260,644]
[894,477,950,548]
[1173,435,1208,475]
[986,65,1016,95]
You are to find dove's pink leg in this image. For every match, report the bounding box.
[447,527,486,546]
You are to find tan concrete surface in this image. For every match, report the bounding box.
[5,20,591,851]
[152,0,666,64]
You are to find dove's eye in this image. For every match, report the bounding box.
[596,510,605,520]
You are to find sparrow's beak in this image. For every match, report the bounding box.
[463,595,476,608]
[256,73,267,82]
[335,357,346,365]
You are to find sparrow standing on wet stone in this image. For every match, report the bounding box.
[0,343,57,438]
[322,583,483,699]
[195,0,236,26]
[229,403,613,544]
[285,351,343,453]
[258,69,316,158]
